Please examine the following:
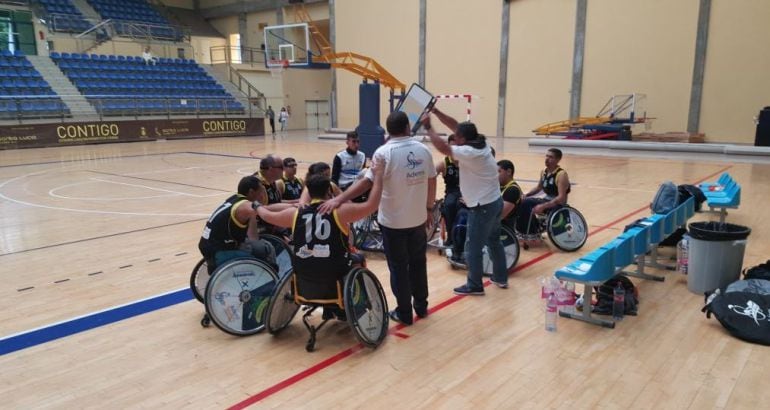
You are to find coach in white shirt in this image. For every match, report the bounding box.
[321,111,437,325]
[423,109,508,295]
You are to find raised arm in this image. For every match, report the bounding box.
[432,107,459,133]
[422,114,453,157]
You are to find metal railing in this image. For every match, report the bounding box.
[225,65,266,115]
[0,96,71,123]
[209,46,266,67]
[85,96,251,120]
[45,12,191,49]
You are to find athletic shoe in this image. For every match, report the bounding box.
[414,306,429,318]
[389,310,412,325]
[490,279,509,289]
[453,284,485,296]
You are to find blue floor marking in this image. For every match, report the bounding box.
[0,288,193,356]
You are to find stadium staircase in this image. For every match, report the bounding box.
[26,55,98,117]
[202,64,265,115]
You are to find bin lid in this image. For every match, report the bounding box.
[688,221,751,241]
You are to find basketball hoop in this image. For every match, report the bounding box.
[269,59,289,78]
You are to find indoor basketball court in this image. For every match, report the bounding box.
[1,0,770,409]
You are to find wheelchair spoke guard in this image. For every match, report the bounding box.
[205,258,278,336]
[344,268,389,348]
[547,207,588,252]
[266,273,300,334]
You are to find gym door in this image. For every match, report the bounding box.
[305,100,329,130]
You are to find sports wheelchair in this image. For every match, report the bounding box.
[264,266,390,352]
[351,200,443,252]
[446,223,520,275]
[190,234,292,331]
[514,201,588,252]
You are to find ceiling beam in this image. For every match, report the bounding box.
[199,0,327,20]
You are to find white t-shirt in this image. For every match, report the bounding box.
[279,111,289,122]
[365,136,436,229]
[451,144,500,207]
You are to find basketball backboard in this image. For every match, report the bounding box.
[264,23,311,67]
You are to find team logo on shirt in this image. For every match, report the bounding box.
[406,152,424,169]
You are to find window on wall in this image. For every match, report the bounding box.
[229,33,241,64]
[0,9,36,55]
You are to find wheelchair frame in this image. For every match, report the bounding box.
[516,204,588,252]
[447,223,520,275]
[266,267,389,352]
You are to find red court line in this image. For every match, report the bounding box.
[228,164,733,408]
[228,344,365,410]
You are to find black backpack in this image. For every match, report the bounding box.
[592,275,639,316]
[743,260,770,281]
[677,184,707,212]
[702,278,770,346]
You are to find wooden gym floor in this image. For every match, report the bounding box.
[0,131,768,409]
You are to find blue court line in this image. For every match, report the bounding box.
[0,288,193,356]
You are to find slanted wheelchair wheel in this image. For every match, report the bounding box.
[261,234,293,279]
[547,206,588,252]
[190,258,209,303]
[352,213,383,252]
[204,258,278,336]
[482,224,520,275]
[266,273,300,334]
[426,199,444,242]
[344,267,389,348]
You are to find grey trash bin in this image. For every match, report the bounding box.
[687,222,751,294]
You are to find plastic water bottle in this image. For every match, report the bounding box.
[612,282,625,321]
[563,281,576,314]
[545,294,557,332]
[677,236,689,275]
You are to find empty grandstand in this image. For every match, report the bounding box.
[51,51,244,116]
[0,49,69,119]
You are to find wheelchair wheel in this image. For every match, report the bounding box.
[352,213,383,252]
[204,258,279,336]
[482,224,520,275]
[261,234,293,278]
[266,273,300,334]
[344,267,389,348]
[426,199,444,242]
[190,258,209,303]
[547,206,588,252]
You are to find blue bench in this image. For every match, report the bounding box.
[705,182,740,223]
[699,173,740,223]
[555,246,616,328]
[554,197,696,328]
[698,173,732,191]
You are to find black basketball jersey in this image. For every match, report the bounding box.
[281,176,304,201]
[256,173,282,204]
[541,167,570,198]
[198,194,249,258]
[291,202,352,287]
[500,179,523,226]
[443,156,460,193]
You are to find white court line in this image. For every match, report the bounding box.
[0,171,209,217]
[48,180,174,201]
[89,178,213,198]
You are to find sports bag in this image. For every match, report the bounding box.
[651,181,679,214]
[743,260,770,281]
[702,278,770,346]
[592,275,639,316]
